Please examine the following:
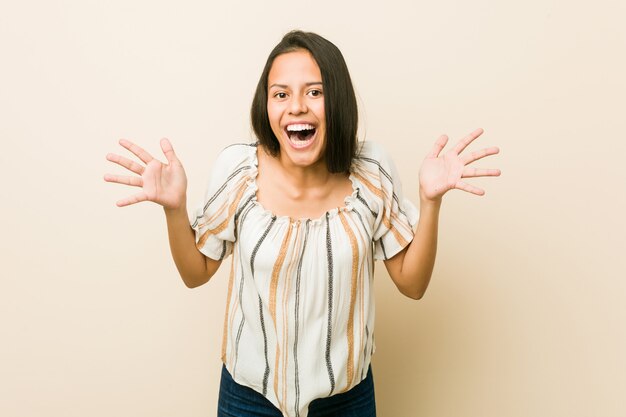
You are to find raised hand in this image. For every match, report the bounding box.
[104,138,188,209]
[418,128,500,201]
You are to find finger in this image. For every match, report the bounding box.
[462,147,500,165]
[116,192,149,207]
[119,139,154,164]
[106,153,145,175]
[160,138,178,165]
[462,167,501,178]
[455,181,485,196]
[103,174,143,188]
[427,135,449,158]
[453,128,484,155]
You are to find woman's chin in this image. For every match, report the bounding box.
[282,152,322,169]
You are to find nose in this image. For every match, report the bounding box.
[288,94,307,115]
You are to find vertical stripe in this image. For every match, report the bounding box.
[280,223,301,412]
[325,212,336,395]
[351,198,374,374]
[219,240,227,260]
[363,326,370,380]
[259,295,270,396]
[220,254,236,362]
[231,202,255,374]
[339,211,359,391]
[270,219,293,324]
[250,216,276,276]
[379,238,388,260]
[249,216,276,396]
[357,254,366,380]
[293,220,310,417]
[352,206,372,241]
[270,219,294,408]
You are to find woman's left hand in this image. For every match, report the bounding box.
[418,128,500,202]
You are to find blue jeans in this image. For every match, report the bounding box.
[217,364,376,417]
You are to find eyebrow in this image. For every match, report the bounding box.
[269,82,323,89]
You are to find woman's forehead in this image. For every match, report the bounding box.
[268,50,321,86]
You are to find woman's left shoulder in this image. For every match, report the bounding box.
[353,140,397,173]
[356,140,387,157]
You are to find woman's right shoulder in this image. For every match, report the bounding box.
[209,142,258,175]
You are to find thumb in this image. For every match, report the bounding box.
[160,138,179,165]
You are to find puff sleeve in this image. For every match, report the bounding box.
[190,144,254,261]
[354,142,419,260]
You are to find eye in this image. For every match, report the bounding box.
[273,92,288,99]
[308,89,323,97]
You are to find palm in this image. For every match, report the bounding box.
[104,138,187,209]
[419,128,500,201]
[142,158,186,207]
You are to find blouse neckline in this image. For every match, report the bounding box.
[245,143,359,226]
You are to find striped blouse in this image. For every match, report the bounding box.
[191,141,418,417]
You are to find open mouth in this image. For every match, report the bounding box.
[285,123,316,147]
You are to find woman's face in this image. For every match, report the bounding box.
[266,49,327,170]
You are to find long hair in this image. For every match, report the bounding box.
[250,30,358,173]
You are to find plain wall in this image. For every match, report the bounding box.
[1,0,625,416]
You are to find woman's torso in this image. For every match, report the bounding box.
[192,141,418,417]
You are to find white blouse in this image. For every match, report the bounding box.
[192,141,418,417]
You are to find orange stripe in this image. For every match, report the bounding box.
[280,222,301,412]
[228,297,240,366]
[349,219,366,381]
[353,171,411,249]
[381,209,409,248]
[339,211,359,391]
[198,176,248,228]
[351,172,382,198]
[228,246,241,367]
[391,209,414,235]
[355,164,416,245]
[271,219,293,402]
[270,218,293,323]
[221,255,236,362]
[358,260,365,377]
[352,224,367,378]
[196,178,248,250]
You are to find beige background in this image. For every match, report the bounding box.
[1,0,625,416]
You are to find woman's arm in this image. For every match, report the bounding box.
[384,197,440,300]
[384,128,500,299]
[164,204,221,288]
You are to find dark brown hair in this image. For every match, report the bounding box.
[250,30,358,173]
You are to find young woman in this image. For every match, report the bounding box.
[104,30,500,417]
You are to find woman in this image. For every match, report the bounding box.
[104,30,500,417]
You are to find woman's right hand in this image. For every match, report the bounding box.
[104,138,188,209]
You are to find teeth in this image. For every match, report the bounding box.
[286,124,315,132]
